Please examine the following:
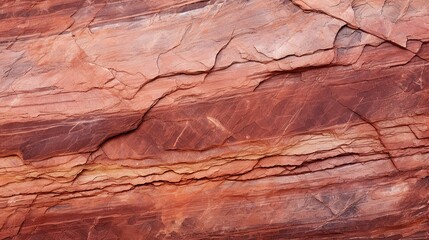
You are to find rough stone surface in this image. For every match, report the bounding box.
[1,0,429,239]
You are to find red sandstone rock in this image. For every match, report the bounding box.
[1,0,429,239]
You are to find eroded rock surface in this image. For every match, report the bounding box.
[1,0,429,239]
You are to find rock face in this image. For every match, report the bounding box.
[1,0,429,239]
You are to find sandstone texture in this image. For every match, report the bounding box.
[1,0,429,239]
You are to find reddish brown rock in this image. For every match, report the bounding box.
[1,0,429,239]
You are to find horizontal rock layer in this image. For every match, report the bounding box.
[1,0,429,239]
